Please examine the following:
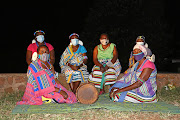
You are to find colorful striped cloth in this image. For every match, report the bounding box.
[110,59,157,103]
[59,45,89,83]
[89,59,121,89]
[17,59,77,105]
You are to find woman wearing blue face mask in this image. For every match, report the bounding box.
[26,30,55,65]
[109,44,157,103]
[59,33,89,94]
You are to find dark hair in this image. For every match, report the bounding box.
[100,33,109,39]
[37,45,49,53]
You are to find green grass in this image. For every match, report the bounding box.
[157,87,180,107]
[0,88,180,120]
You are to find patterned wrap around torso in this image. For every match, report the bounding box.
[59,45,89,83]
[17,59,77,105]
[110,59,157,103]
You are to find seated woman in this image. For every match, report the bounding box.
[88,33,121,95]
[26,30,55,65]
[128,36,154,69]
[59,33,89,94]
[109,44,157,103]
[17,45,77,105]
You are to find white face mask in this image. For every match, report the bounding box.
[100,39,109,45]
[71,38,79,46]
[36,35,45,43]
[136,42,144,45]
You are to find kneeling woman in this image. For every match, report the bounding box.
[109,44,157,103]
[17,45,77,105]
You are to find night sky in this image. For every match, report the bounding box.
[0,1,179,73]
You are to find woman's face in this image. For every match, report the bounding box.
[35,32,44,40]
[100,34,108,40]
[136,39,144,42]
[70,35,78,39]
[133,48,142,55]
[38,46,49,55]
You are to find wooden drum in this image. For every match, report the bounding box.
[76,83,98,104]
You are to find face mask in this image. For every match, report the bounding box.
[100,39,109,45]
[136,42,144,45]
[36,35,45,43]
[38,53,50,61]
[71,38,79,46]
[133,52,144,61]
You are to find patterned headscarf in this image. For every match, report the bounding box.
[69,33,79,39]
[136,36,145,42]
[34,30,45,36]
[133,44,147,56]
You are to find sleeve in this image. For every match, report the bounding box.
[141,60,155,70]
[80,45,87,54]
[46,43,54,51]
[111,43,116,47]
[27,44,33,51]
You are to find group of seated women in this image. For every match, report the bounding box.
[17,30,157,105]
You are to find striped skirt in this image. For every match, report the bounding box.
[88,66,117,89]
[112,90,157,103]
[64,66,89,83]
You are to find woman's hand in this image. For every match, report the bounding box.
[68,63,79,70]
[104,65,109,71]
[100,66,105,73]
[59,90,68,99]
[55,78,60,84]
[113,89,121,99]
[71,66,79,70]
[55,87,68,99]
[109,87,119,98]
[76,63,83,70]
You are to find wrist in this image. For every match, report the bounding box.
[67,63,71,66]
[80,63,83,67]
[58,88,62,93]
[99,64,103,68]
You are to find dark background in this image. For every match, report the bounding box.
[0,0,179,73]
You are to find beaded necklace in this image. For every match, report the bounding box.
[36,41,46,47]
[39,60,52,72]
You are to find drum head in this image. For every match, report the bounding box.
[76,83,98,104]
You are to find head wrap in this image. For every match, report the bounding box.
[136,35,145,42]
[133,44,147,56]
[69,33,79,39]
[34,30,45,36]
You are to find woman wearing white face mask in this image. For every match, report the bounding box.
[59,33,89,94]
[136,36,152,57]
[26,30,55,65]
[18,45,77,105]
[88,33,122,95]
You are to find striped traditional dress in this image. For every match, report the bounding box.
[110,59,157,103]
[89,43,121,89]
[17,59,77,105]
[59,45,89,83]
